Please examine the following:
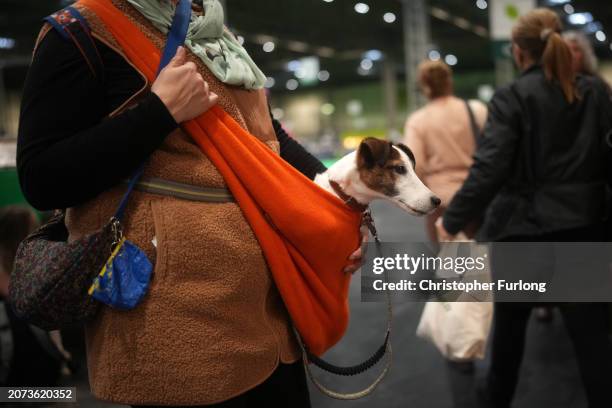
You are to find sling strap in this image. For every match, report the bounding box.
[78,0,364,357]
[74,1,391,399]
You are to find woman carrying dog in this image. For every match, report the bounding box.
[437,8,612,408]
[17,0,363,406]
[403,60,487,242]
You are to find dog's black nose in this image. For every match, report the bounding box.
[431,196,441,207]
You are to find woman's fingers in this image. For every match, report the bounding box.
[168,46,186,68]
[152,50,222,123]
[344,262,360,274]
[348,248,362,261]
[344,227,370,273]
[205,92,219,110]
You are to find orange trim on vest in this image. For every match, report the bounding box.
[78,0,362,356]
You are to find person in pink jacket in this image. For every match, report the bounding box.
[404,60,487,242]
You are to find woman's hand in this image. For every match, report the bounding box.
[344,226,369,274]
[152,46,219,124]
[435,217,455,242]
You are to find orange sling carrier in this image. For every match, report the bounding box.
[78,0,362,356]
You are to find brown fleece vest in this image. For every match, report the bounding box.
[43,1,300,404]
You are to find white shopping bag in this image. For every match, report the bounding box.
[416,300,492,361]
[416,235,493,361]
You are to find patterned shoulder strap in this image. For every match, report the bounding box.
[43,6,104,81]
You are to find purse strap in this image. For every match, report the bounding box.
[44,6,105,81]
[464,99,481,145]
[113,0,193,221]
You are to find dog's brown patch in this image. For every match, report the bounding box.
[356,138,406,197]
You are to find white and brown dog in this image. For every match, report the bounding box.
[315,137,440,216]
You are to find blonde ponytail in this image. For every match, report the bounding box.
[542,31,577,103]
[512,8,578,103]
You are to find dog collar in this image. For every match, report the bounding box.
[328,180,369,213]
[328,180,381,243]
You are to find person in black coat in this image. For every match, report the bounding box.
[436,9,612,408]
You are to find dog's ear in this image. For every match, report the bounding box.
[395,143,416,169]
[357,137,391,169]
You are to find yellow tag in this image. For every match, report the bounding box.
[88,237,127,295]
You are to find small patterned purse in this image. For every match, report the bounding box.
[9,168,157,331]
[10,164,155,330]
[10,211,119,330]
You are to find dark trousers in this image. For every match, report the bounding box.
[135,361,311,408]
[608,304,612,335]
[488,303,612,408]
[487,225,612,408]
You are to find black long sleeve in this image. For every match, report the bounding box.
[272,118,327,179]
[17,29,177,211]
[18,28,325,212]
[442,86,522,235]
[444,67,612,239]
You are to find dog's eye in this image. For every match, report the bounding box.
[394,165,407,175]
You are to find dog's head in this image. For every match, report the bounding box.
[356,137,440,215]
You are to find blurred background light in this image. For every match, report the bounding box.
[360,59,374,70]
[383,12,396,23]
[264,77,275,88]
[568,12,594,25]
[320,103,335,115]
[262,41,275,52]
[271,108,285,120]
[364,49,383,61]
[346,100,363,116]
[0,37,16,50]
[286,79,299,91]
[585,21,603,33]
[354,3,369,14]
[317,70,330,81]
[294,56,320,85]
[475,0,488,10]
[445,54,458,66]
[287,60,302,72]
[428,50,441,61]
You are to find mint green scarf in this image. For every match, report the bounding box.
[126,0,266,90]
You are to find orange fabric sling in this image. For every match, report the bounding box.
[78,0,362,356]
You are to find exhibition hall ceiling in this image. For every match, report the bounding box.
[1,0,610,88]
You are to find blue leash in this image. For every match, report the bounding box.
[114,0,193,221]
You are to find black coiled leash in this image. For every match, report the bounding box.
[293,206,393,400]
